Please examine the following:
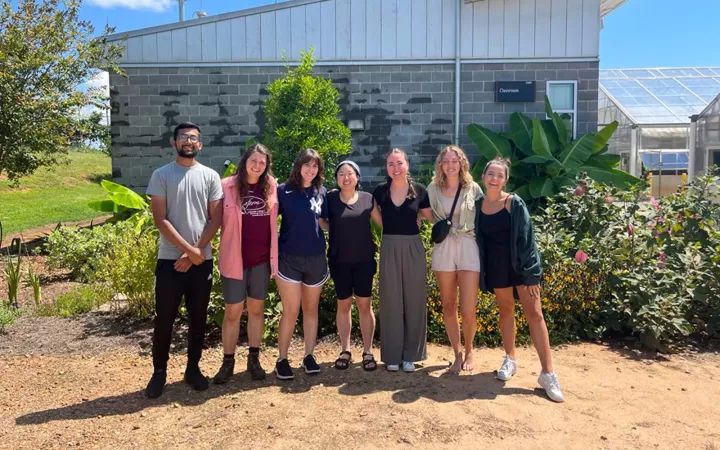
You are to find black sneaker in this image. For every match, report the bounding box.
[184,366,209,391]
[247,353,267,380]
[274,358,294,380]
[145,370,167,399]
[302,354,321,375]
[213,358,235,385]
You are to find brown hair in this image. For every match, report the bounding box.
[384,148,417,199]
[432,145,473,189]
[286,148,325,193]
[482,157,512,180]
[233,143,273,210]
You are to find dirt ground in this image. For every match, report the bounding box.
[1,312,719,450]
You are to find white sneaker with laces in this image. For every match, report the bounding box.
[496,355,517,381]
[402,361,415,372]
[538,371,565,403]
[386,364,399,372]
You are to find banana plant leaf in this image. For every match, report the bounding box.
[100,180,148,210]
[531,119,555,159]
[468,124,512,160]
[557,133,598,170]
[593,121,619,153]
[529,176,557,198]
[509,113,534,156]
[587,153,621,169]
[581,166,642,189]
[87,200,128,213]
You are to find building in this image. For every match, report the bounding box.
[694,94,720,175]
[107,0,626,190]
[598,67,720,196]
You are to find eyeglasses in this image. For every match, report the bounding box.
[177,135,201,143]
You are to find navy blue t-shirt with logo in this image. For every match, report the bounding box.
[277,182,328,256]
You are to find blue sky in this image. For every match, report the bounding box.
[79,0,720,69]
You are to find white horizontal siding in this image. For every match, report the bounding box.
[118,0,601,63]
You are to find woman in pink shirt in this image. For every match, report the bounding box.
[214,143,279,384]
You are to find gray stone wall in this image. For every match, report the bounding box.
[110,61,598,190]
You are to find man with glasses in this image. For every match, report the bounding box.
[145,122,224,398]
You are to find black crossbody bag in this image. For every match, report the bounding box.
[431,185,462,244]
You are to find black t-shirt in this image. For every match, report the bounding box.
[326,190,376,264]
[372,182,430,236]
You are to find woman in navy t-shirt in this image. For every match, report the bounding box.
[274,149,329,380]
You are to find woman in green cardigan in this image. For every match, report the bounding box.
[474,157,565,403]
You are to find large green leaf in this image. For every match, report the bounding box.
[223,162,236,178]
[107,191,148,210]
[100,180,147,209]
[514,184,531,201]
[557,133,598,170]
[540,120,561,156]
[522,155,553,164]
[529,176,557,198]
[593,121,619,153]
[531,119,557,160]
[551,112,569,148]
[471,158,489,183]
[544,95,554,118]
[581,166,642,189]
[467,124,511,160]
[87,200,128,213]
[587,153,621,169]
[509,113,533,155]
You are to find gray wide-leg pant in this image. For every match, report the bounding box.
[379,234,428,365]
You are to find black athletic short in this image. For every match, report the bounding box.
[277,252,329,287]
[329,260,377,300]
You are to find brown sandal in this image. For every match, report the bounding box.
[334,351,352,370]
[362,352,377,371]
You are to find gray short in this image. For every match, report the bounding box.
[221,261,270,304]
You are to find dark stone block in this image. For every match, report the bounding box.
[407,97,432,104]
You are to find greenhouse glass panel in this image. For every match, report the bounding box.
[659,68,702,77]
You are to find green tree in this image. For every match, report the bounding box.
[0,0,123,181]
[263,48,352,182]
[71,110,112,155]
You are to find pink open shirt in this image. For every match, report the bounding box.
[218,175,279,280]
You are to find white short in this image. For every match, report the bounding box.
[431,234,481,272]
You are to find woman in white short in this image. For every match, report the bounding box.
[427,145,484,374]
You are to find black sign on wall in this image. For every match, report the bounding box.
[495,81,536,102]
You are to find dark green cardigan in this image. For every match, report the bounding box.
[474,194,543,293]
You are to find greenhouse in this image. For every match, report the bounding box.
[695,94,720,174]
[598,67,720,196]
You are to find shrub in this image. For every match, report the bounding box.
[263,48,352,182]
[0,301,21,331]
[45,222,131,282]
[93,225,158,317]
[37,285,98,318]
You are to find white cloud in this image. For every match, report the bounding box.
[86,0,174,13]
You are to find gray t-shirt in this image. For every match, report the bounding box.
[146,161,223,260]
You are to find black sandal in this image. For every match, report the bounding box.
[362,352,377,372]
[334,351,352,370]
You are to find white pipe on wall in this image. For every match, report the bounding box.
[453,0,461,145]
[688,116,698,182]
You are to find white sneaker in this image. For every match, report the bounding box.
[402,361,415,372]
[386,364,399,372]
[496,355,517,381]
[538,371,565,403]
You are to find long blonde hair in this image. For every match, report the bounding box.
[432,145,473,188]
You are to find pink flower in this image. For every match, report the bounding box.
[605,195,614,204]
[657,251,667,268]
[650,197,660,209]
[573,186,585,197]
[575,249,589,265]
[627,223,635,235]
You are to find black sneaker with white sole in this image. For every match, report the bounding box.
[275,358,294,380]
[302,354,321,375]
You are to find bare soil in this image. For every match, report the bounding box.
[1,309,719,450]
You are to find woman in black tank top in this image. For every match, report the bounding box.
[476,158,565,403]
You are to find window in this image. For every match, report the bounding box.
[547,81,578,139]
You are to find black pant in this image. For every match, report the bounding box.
[152,259,213,371]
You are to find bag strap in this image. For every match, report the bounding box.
[446,184,462,221]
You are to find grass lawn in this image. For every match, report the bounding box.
[0,151,111,237]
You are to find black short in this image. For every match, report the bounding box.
[329,260,377,300]
[277,252,329,287]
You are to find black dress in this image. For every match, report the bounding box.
[477,198,525,289]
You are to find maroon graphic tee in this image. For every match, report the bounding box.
[241,183,271,267]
